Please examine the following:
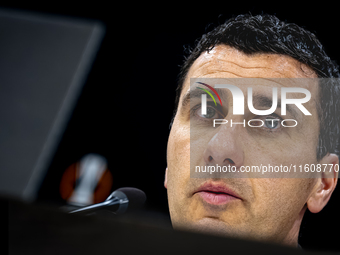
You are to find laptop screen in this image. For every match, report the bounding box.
[0,8,105,201]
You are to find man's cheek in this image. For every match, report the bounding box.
[168,121,190,166]
[167,124,190,187]
[252,180,302,218]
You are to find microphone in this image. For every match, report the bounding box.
[68,187,146,215]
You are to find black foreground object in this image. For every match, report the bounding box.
[5,196,334,255]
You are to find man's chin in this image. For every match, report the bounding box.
[173,217,242,239]
[173,218,288,246]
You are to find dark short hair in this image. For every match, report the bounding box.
[173,14,340,160]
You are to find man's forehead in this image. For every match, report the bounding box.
[181,45,318,96]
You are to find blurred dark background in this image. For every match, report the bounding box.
[1,3,339,252]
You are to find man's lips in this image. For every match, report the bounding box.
[193,182,242,205]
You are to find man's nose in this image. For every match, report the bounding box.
[203,126,244,168]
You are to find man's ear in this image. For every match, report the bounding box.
[307,153,339,213]
[164,167,168,189]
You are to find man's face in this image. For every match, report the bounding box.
[165,45,337,245]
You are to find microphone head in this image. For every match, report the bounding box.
[116,187,146,211]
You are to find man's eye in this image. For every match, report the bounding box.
[264,117,281,129]
[201,107,217,119]
[194,104,224,120]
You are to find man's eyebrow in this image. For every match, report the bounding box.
[252,93,299,118]
[181,87,225,109]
